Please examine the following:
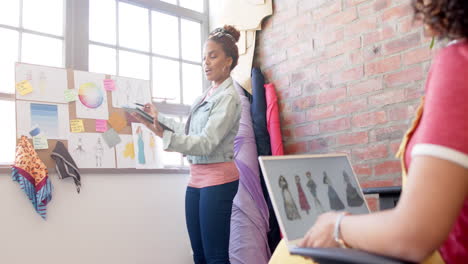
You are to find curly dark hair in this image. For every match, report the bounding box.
[208,25,240,70]
[412,0,468,39]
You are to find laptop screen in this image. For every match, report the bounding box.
[259,154,369,242]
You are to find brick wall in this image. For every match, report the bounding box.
[254,0,436,201]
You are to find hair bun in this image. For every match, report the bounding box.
[223,25,240,43]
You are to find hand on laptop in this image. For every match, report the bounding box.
[299,211,343,248]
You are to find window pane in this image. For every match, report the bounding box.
[119,50,149,80]
[181,19,201,62]
[152,57,180,103]
[89,0,116,45]
[118,2,149,52]
[0,100,16,164]
[182,63,202,105]
[0,28,19,94]
[22,0,64,36]
[180,0,204,13]
[89,44,116,75]
[21,33,63,67]
[160,0,177,5]
[0,0,20,27]
[152,11,179,58]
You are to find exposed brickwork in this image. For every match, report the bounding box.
[254,0,437,189]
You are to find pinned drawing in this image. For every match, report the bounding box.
[115,135,136,168]
[279,175,301,221]
[112,76,152,108]
[68,133,116,168]
[74,70,109,119]
[15,63,68,103]
[16,101,69,140]
[131,123,163,169]
[323,171,345,211]
[344,170,365,207]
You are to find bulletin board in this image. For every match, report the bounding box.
[14,62,164,170]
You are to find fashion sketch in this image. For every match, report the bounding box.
[149,133,156,162]
[39,71,47,95]
[343,171,365,207]
[279,175,301,220]
[136,126,146,164]
[73,137,86,158]
[323,171,345,210]
[306,171,324,213]
[295,175,311,214]
[95,137,104,167]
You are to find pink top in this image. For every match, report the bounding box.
[187,82,239,188]
[189,162,239,188]
[404,41,468,264]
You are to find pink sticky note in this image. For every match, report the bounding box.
[96,119,108,132]
[103,79,116,91]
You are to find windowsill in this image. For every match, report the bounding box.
[0,165,189,175]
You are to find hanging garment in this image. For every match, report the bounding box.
[279,177,301,220]
[11,135,53,220]
[323,172,345,211]
[51,141,81,193]
[343,171,364,207]
[230,80,270,264]
[264,83,284,155]
[306,176,324,213]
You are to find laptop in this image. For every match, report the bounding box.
[259,153,413,264]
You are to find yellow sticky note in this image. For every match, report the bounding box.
[80,82,96,89]
[16,80,33,96]
[70,119,85,133]
[32,134,49,150]
[64,89,78,102]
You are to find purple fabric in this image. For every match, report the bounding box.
[229,81,270,263]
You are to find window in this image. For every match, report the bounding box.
[0,0,65,165]
[89,0,208,167]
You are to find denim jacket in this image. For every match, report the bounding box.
[158,77,241,164]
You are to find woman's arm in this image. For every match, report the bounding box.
[162,94,240,156]
[300,155,468,262]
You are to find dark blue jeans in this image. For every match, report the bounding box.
[185,180,239,264]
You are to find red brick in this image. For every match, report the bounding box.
[360,180,394,188]
[334,66,364,84]
[348,78,383,96]
[353,163,372,176]
[384,33,420,55]
[398,16,423,33]
[306,105,335,121]
[287,12,313,32]
[365,55,401,75]
[335,98,367,115]
[406,86,425,100]
[320,117,351,132]
[402,47,432,65]
[317,87,347,104]
[374,0,392,11]
[262,50,287,68]
[387,104,412,121]
[324,8,358,27]
[273,76,291,91]
[309,136,336,151]
[282,111,306,126]
[389,141,402,156]
[317,29,344,46]
[366,196,379,212]
[277,85,301,100]
[288,42,314,58]
[272,9,298,26]
[345,17,377,37]
[337,131,369,146]
[384,66,424,87]
[352,111,387,127]
[346,0,369,6]
[382,3,413,22]
[369,89,405,106]
[294,123,320,137]
[357,1,374,17]
[291,71,307,84]
[317,55,347,75]
[313,1,342,20]
[298,0,328,12]
[352,144,388,160]
[293,95,316,111]
[326,37,362,58]
[363,45,382,61]
[375,160,401,175]
[349,49,363,65]
[285,141,308,154]
[370,124,407,142]
[363,26,395,46]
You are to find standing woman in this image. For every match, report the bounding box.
[133,25,242,264]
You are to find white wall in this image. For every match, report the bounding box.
[0,171,192,264]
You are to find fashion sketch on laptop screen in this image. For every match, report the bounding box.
[259,154,369,246]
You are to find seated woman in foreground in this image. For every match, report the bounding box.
[270,0,468,263]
